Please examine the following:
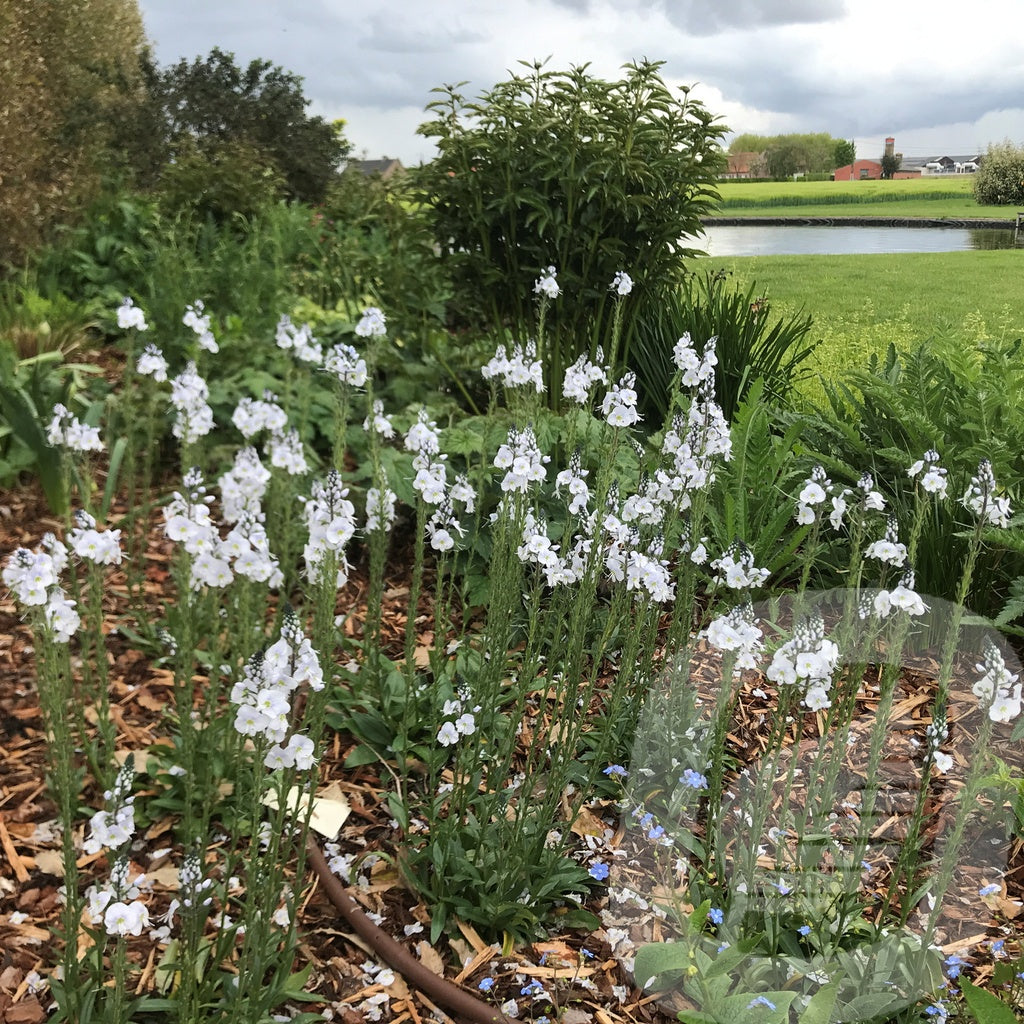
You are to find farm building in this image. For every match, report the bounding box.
[721,151,768,179]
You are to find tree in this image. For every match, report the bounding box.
[834,139,856,168]
[414,59,726,402]
[145,47,349,208]
[972,141,1024,205]
[880,151,901,179]
[0,0,147,269]
[729,132,843,176]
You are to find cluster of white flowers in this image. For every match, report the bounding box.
[972,638,1022,724]
[828,472,886,532]
[864,516,908,567]
[68,510,122,566]
[494,426,548,493]
[365,483,397,533]
[481,340,544,393]
[84,757,136,855]
[405,408,441,456]
[230,609,322,769]
[436,696,478,746]
[600,372,641,428]
[621,470,676,527]
[136,343,168,381]
[82,759,151,937]
[232,394,288,439]
[165,469,280,589]
[765,613,840,712]
[624,540,675,603]
[412,454,447,504]
[907,449,948,498]
[711,541,770,590]
[672,333,718,387]
[266,428,308,475]
[116,296,148,332]
[517,510,594,588]
[705,601,763,672]
[963,460,1011,528]
[562,349,607,405]
[3,536,80,641]
[274,315,322,364]
[183,299,218,353]
[169,362,214,444]
[219,446,271,522]
[89,858,150,938]
[354,306,387,338]
[869,568,927,618]
[555,451,590,516]
[363,399,396,438]
[534,266,559,299]
[46,403,104,452]
[426,496,463,552]
[661,382,732,501]
[302,470,356,586]
[610,270,634,296]
[324,342,368,387]
[795,464,831,525]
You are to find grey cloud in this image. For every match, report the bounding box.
[659,0,846,35]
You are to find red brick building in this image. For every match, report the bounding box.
[833,159,884,181]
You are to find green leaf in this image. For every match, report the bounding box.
[633,941,689,991]
[799,981,840,1024]
[960,979,1020,1024]
[0,381,66,514]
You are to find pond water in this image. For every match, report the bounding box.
[696,223,1019,257]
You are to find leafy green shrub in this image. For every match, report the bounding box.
[414,59,725,402]
[629,268,818,424]
[972,139,1024,205]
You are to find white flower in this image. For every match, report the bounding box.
[104,900,149,937]
[437,721,460,746]
[137,344,168,381]
[610,270,633,296]
[355,307,387,338]
[534,266,559,299]
[116,297,148,331]
[933,751,953,774]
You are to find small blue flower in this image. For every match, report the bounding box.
[991,939,1006,956]
[979,883,1000,896]
[747,996,776,1010]
[581,948,595,960]
[775,880,792,895]
[521,980,545,997]
[648,825,666,841]
[639,812,654,828]
[478,977,495,992]
[680,769,708,789]
[708,907,724,925]
[589,862,610,881]
[603,764,628,777]
[798,924,811,937]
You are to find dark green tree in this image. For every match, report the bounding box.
[972,141,1024,205]
[414,59,726,402]
[833,138,856,168]
[880,152,901,179]
[145,47,349,207]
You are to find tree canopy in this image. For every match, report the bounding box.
[728,132,850,176]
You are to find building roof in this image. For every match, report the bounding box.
[352,157,405,178]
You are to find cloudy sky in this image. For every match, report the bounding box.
[138,0,1024,165]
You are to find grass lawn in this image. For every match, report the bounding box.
[714,177,1017,221]
[702,250,1024,400]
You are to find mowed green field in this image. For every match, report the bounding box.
[714,177,1016,221]
[701,250,1024,399]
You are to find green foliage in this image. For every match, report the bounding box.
[414,59,725,400]
[880,152,901,179]
[959,979,1021,1024]
[629,269,817,424]
[972,139,1024,206]
[144,47,349,208]
[833,138,856,168]
[729,132,847,175]
[156,137,286,222]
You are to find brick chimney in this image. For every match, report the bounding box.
[884,137,895,158]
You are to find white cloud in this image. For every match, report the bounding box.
[138,0,1024,164]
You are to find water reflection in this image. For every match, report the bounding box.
[696,224,1019,257]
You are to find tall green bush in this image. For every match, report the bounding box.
[413,59,726,403]
[972,140,1024,206]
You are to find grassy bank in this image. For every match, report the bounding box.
[702,250,1024,399]
[714,177,1016,221]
